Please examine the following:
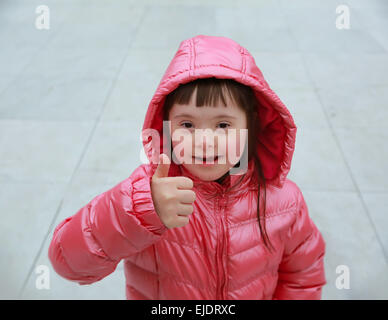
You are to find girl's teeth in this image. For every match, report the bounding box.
[194,156,218,161]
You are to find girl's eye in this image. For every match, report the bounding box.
[181,122,193,129]
[180,122,230,129]
[218,122,230,129]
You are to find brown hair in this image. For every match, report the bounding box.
[162,77,275,253]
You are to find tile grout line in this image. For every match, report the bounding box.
[18,4,149,298]
[279,3,388,264]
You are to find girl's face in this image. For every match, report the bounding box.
[168,91,248,182]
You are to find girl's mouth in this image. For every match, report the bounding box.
[192,155,221,166]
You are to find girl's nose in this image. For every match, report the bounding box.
[194,130,216,155]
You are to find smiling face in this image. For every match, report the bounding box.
[167,88,248,182]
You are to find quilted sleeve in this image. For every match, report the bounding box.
[48,165,167,285]
[272,188,327,300]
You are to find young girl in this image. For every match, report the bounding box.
[48,35,326,300]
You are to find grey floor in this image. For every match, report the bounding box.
[0,0,387,300]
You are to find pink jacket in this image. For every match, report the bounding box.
[48,35,326,300]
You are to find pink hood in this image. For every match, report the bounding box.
[142,34,297,188]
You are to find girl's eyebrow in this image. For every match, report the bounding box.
[173,113,237,120]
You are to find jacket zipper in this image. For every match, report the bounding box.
[221,196,228,300]
[216,195,227,300]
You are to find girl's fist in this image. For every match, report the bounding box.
[151,154,196,229]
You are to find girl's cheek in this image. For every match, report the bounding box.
[226,129,247,165]
[216,134,227,158]
[237,129,248,155]
[171,133,193,164]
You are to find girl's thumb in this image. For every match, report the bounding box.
[153,153,171,178]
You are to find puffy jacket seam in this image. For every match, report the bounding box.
[56,240,79,277]
[160,64,261,87]
[289,225,315,256]
[229,217,257,229]
[163,237,205,255]
[231,269,275,292]
[127,283,152,300]
[163,271,206,292]
[231,273,262,292]
[240,46,246,81]
[229,208,298,257]
[57,225,108,283]
[285,189,303,244]
[191,37,196,75]
[266,207,298,219]
[105,197,145,255]
[53,218,89,280]
[189,38,193,74]
[125,258,157,276]
[84,222,117,263]
[230,239,260,258]
[156,239,210,289]
[228,207,297,230]
[233,188,258,199]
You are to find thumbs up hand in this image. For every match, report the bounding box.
[151,153,196,229]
